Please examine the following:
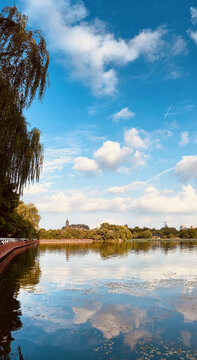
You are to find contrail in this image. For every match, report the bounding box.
[136,104,173,182]
[164,104,172,120]
[135,142,152,181]
[145,167,174,184]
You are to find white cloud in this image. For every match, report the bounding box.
[21,0,182,95]
[72,127,162,175]
[188,30,197,45]
[37,190,128,213]
[131,150,147,168]
[175,155,197,182]
[42,147,76,175]
[190,7,197,25]
[32,182,197,220]
[107,167,174,195]
[171,35,187,55]
[112,107,136,122]
[124,128,150,149]
[179,131,189,146]
[94,140,131,170]
[23,182,53,195]
[107,181,147,195]
[73,156,101,176]
[132,184,197,214]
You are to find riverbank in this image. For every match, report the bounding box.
[0,240,39,266]
[39,239,94,244]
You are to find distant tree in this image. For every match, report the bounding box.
[137,230,152,239]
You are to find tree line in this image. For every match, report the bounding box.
[38,223,197,241]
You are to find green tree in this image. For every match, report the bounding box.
[137,230,152,239]
[15,202,41,240]
[0,5,49,191]
[0,6,49,110]
[0,6,49,235]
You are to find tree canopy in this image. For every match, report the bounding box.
[15,201,41,240]
[0,6,49,236]
[0,6,49,194]
[0,5,49,110]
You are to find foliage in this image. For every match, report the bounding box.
[0,182,20,236]
[39,223,133,241]
[0,92,43,194]
[0,5,49,235]
[0,5,49,109]
[0,183,40,239]
[39,223,197,241]
[180,228,197,239]
[15,202,41,240]
[0,5,48,195]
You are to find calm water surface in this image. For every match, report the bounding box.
[1,241,197,359]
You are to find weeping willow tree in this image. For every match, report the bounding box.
[0,78,43,194]
[0,6,49,235]
[0,5,49,109]
[0,5,49,190]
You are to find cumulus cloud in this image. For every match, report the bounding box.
[131,150,147,168]
[94,141,131,170]
[21,0,183,95]
[132,184,197,214]
[37,190,128,213]
[72,127,159,175]
[179,131,189,146]
[190,7,197,25]
[73,156,101,176]
[175,155,197,182]
[112,107,136,122]
[32,182,197,219]
[124,128,150,149]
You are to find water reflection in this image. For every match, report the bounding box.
[1,241,197,359]
[0,246,40,358]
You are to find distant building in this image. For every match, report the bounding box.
[180,225,186,230]
[62,219,89,230]
[190,225,195,229]
[69,224,89,230]
[152,233,161,239]
[164,221,168,228]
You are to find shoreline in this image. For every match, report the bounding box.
[0,240,39,267]
[39,238,197,244]
[39,239,95,244]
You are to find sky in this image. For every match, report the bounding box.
[2,0,197,229]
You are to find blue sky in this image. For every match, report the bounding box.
[2,0,197,229]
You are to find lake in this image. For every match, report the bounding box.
[1,241,197,360]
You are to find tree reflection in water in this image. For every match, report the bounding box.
[0,246,40,359]
[39,239,191,259]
